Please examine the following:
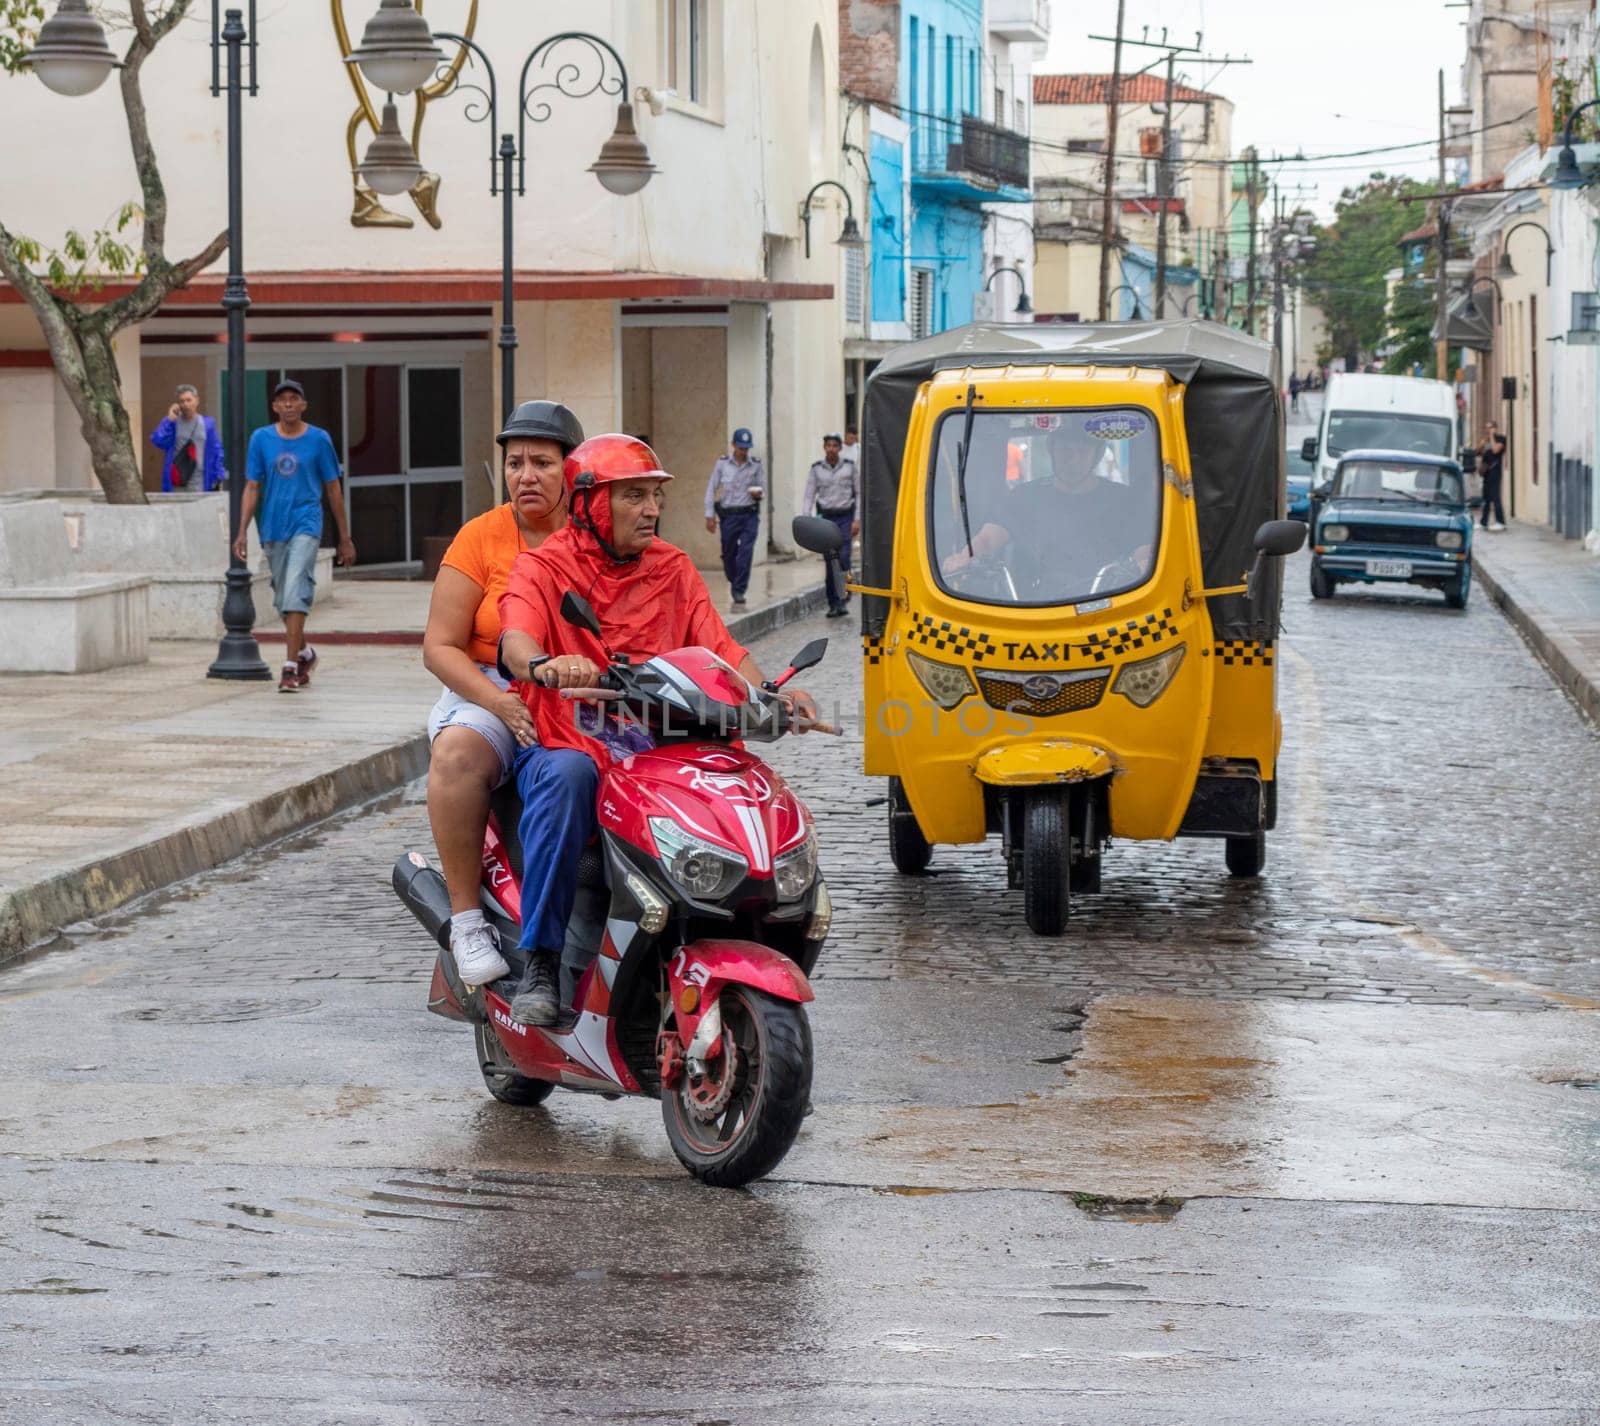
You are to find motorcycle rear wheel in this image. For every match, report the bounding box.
[662,985,812,1188]
[474,1021,555,1106]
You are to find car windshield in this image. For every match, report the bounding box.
[930,406,1162,607]
[1326,410,1453,458]
[1334,459,1463,504]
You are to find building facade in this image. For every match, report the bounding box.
[0,0,845,572]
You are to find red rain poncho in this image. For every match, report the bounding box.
[498,485,750,771]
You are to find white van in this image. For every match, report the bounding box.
[1301,373,1463,494]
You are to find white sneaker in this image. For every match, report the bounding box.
[451,920,510,986]
[1489,521,1507,532]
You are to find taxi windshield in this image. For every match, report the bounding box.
[1334,459,1463,504]
[930,407,1162,607]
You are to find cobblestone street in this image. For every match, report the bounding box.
[3,580,1599,1423]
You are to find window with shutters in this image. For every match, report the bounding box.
[844,244,864,323]
[909,268,933,339]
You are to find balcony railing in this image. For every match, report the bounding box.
[912,112,1030,194]
[988,0,1050,43]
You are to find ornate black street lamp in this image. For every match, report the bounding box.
[1459,273,1501,325]
[1495,220,1554,285]
[346,7,656,425]
[1108,283,1144,320]
[1550,99,1600,190]
[984,264,1032,316]
[799,180,864,260]
[27,1,271,679]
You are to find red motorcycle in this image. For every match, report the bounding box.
[393,591,832,1187]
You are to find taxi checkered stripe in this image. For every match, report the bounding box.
[906,614,995,663]
[862,634,885,666]
[1077,609,1179,663]
[1203,639,1274,667]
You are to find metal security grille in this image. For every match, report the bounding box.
[976,670,1109,717]
[909,268,933,339]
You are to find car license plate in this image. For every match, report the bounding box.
[1366,559,1412,578]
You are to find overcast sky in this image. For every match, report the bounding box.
[1042,0,1469,218]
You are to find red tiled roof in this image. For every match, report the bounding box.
[1399,222,1437,245]
[1033,73,1219,106]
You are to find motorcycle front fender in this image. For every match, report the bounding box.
[667,938,814,1052]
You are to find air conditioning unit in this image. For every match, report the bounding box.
[1570,291,1600,345]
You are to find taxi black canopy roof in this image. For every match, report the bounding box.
[859,319,1284,643]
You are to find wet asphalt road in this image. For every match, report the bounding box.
[4,550,1600,1423]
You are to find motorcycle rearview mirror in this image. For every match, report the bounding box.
[792,515,845,556]
[561,591,604,638]
[766,637,828,692]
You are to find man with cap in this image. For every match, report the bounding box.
[801,433,859,618]
[232,379,355,692]
[703,427,764,607]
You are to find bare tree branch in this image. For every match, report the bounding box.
[98,226,227,329]
[118,0,193,264]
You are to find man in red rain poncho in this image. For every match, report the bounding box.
[496,434,816,1026]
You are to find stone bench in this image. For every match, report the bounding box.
[57,493,335,640]
[0,502,150,673]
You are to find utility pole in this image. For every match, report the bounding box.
[1272,187,1286,364]
[1435,67,1449,383]
[1096,0,1127,322]
[1154,50,1177,316]
[1245,151,1259,337]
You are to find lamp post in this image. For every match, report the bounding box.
[799,179,864,260]
[345,8,656,426]
[1459,273,1500,326]
[1108,283,1144,320]
[1550,98,1600,190]
[1495,219,1554,285]
[983,264,1032,316]
[25,0,272,679]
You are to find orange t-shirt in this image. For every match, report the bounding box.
[440,503,534,665]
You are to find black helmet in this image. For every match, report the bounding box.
[496,400,584,455]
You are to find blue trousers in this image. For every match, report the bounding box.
[821,510,854,610]
[512,744,599,954]
[718,508,759,599]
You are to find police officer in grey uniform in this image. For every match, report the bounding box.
[801,433,859,617]
[704,426,764,606]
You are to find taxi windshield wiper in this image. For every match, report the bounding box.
[955,383,977,557]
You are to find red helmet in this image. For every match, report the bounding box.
[563,434,673,493]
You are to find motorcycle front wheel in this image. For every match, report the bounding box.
[662,984,812,1188]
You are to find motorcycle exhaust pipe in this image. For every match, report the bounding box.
[392,852,453,953]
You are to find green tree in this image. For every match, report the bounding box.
[1300,173,1432,370]
[0,1,227,504]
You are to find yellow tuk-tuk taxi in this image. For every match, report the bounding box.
[850,320,1304,934]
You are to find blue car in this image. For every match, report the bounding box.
[1309,449,1473,608]
[1286,443,1314,521]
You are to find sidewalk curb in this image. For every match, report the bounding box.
[0,736,429,966]
[1473,549,1600,726]
[0,580,827,966]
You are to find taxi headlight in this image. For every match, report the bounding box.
[1322,523,1349,543]
[773,828,818,901]
[1435,529,1464,550]
[905,649,975,710]
[1111,644,1186,708]
[648,817,748,900]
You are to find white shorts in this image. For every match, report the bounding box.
[427,663,518,787]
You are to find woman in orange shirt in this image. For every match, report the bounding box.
[422,401,584,986]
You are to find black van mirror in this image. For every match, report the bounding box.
[1458,447,1479,474]
[1300,435,1318,462]
[793,515,845,556]
[1254,519,1308,557]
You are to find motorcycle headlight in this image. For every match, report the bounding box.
[648,817,748,900]
[804,879,833,940]
[906,649,975,710]
[1111,643,1186,708]
[773,828,818,901]
[1435,529,1464,550]
[1322,523,1349,543]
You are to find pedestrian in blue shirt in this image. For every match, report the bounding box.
[149,383,225,492]
[703,427,764,607]
[231,379,357,692]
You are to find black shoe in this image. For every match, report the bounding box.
[510,955,559,1026]
[826,606,848,618]
[732,594,748,606]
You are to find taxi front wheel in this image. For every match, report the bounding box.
[1225,834,1266,878]
[1023,790,1071,936]
[887,777,933,875]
